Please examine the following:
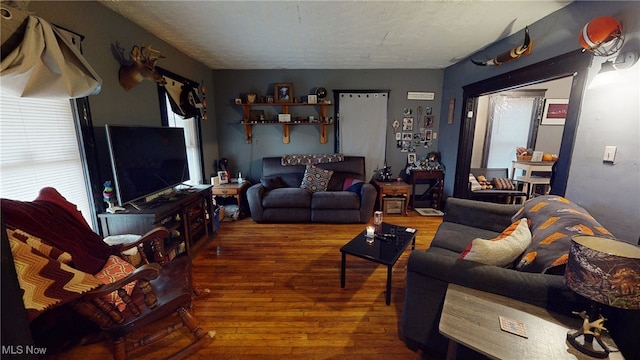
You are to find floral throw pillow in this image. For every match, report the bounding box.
[300,164,334,192]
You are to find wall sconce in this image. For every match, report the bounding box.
[589,50,639,89]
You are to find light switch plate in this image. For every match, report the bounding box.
[604,146,616,163]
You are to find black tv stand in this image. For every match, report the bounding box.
[99,186,216,260]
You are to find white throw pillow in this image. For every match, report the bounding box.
[469,173,482,191]
[462,218,532,267]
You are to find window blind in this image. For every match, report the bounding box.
[0,95,92,226]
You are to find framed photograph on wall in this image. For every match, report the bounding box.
[407,153,417,164]
[218,171,229,184]
[275,83,293,103]
[541,98,569,125]
[402,117,414,131]
[425,129,433,141]
[424,115,434,128]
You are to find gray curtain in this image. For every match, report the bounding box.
[1,4,102,98]
[338,92,388,181]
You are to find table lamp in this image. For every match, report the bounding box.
[565,235,640,358]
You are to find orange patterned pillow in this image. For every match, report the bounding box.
[94,255,137,311]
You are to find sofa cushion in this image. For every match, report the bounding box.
[300,164,334,192]
[262,188,311,208]
[311,191,360,209]
[460,218,532,267]
[261,176,286,190]
[512,195,614,274]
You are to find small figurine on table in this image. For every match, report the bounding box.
[103,180,124,213]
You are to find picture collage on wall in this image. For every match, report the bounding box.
[393,105,435,164]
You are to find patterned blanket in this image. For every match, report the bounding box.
[7,228,102,322]
[2,188,119,322]
[281,153,344,166]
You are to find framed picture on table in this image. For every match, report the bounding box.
[541,98,569,125]
[217,171,229,184]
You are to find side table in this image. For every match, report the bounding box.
[371,180,410,216]
[409,170,444,210]
[439,284,621,360]
[211,181,250,218]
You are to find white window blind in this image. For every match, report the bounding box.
[166,93,203,185]
[0,95,92,226]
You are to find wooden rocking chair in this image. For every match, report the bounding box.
[72,226,215,360]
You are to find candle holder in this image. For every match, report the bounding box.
[365,226,375,244]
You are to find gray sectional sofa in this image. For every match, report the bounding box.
[400,197,639,359]
[247,156,376,223]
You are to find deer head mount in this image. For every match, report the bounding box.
[114,42,167,90]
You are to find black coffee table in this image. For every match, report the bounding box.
[340,222,417,305]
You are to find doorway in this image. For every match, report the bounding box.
[475,90,546,169]
[453,50,593,199]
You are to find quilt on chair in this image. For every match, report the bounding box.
[7,228,103,321]
[1,187,121,321]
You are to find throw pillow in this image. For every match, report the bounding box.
[469,173,482,191]
[260,176,286,190]
[511,195,614,274]
[343,177,364,193]
[492,177,515,190]
[460,218,532,267]
[300,164,334,192]
[94,255,137,311]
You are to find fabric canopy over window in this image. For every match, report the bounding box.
[163,75,203,120]
[0,4,102,99]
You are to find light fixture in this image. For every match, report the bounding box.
[565,235,640,358]
[588,50,639,89]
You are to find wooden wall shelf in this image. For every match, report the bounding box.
[239,103,332,144]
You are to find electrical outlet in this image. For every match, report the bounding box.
[603,146,616,163]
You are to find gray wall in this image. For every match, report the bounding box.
[211,69,443,182]
[24,1,639,241]
[28,1,218,184]
[440,1,640,242]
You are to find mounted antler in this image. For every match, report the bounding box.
[116,43,167,91]
[471,26,533,66]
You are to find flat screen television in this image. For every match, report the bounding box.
[105,124,189,206]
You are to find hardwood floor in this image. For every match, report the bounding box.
[52,211,442,359]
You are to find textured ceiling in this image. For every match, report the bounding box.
[99,0,571,70]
